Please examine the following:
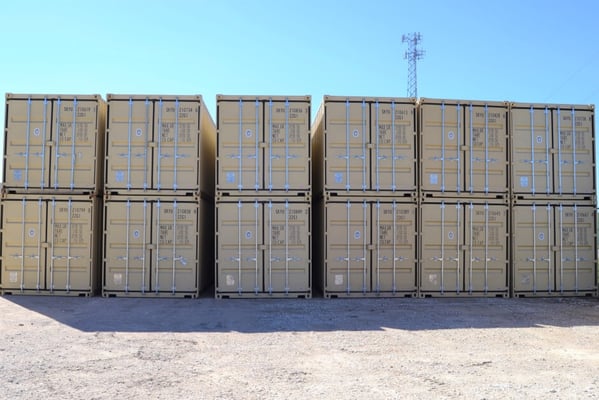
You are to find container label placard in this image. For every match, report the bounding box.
[334,173,343,183]
[116,171,124,182]
[226,274,235,286]
[334,274,344,285]
[13,170,22,181]
[9,271,18,283]
[430,174,438,185]
[113,273,123,285]
[226,172,235,183]
[520,176,529,187]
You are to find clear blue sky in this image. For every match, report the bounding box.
[2,0,598,182]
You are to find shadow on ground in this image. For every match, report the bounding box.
[2,294,599,333]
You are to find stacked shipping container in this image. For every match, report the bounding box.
[312,96,419,297]
[510,103,596,296]
[214,95,312,298]
[102,95,215,297]
[1,94,106,295]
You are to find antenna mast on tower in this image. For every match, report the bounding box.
[402,32,425,98]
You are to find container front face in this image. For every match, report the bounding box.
[370,102,416,191]
[372,202,416,292]
[1,199,47,290]
[103,201,152,293]
[463,204,508,293]
[105,99,153,190]
[511,107,552,195]
[554,205,596,293]
[47,199,94,291]
[217,100,264,191]
[420,203,462,293]
[153,100,200,191]
[4,98,52,189]
[216,202,264,293]
[464,104,508,193]
[51,99,100,189]
[420,103,461,193]
[554,109,595,195]
[324,101,370,191]
[152,201,199,293]
[263,100,310,191]
[325,202,371,293]
[512,205,554,293]
[264,202,310,292]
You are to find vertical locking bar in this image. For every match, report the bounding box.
[125,200,131,292]
[484,104,489,193]
[157,99,163,190]
[375,101,380,191]
[50,198,56,291]
[40,98,48,188]
[65,198,72,292]
[268,201,273,293]
[285,98,290,191]
[375,201,380,292]
[254,100,259,190]
[392,200,397,293]
[532,204,537,294]
[285,200,289,293]
[468,203,473,294]
[238,99,243,190]
[469,104,474,193]
[544,107,550,195]
[546,204,552,293]
[571,108,577,195]
[155,199,161,293]
[69,98,77,190]
[144,98,150,190]
[557,108,563,194]
[361,100,367,191]
[36,198,42,291]
[456,202,461,294]
[173,99,179,191]
[362,200,367,292]
[127,98,133,190]
[391,101,397,191]
[171,200,177,293]
[441,102,446,192]
[484,203,489,294]
[19,199,26,291]
[54,98,62,189]
[530,107,536,195]
[346,200,351,293]
[456,103,461,193]
[254,200,259,293]
[25,97,31,189]
[268,99,273,190]
[237,201,242,294]
[574,204,579,293]
[142,200,148,292]
[559,204,564,293]
[345,100,350,190]
[440,201,445,294]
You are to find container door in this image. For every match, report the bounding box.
[4,97,52,189]
[324,100,370,191]
[420,202,463,294]
[1,198,46,291]
[216,201,263,293]
[464,104,508,194]
[105,98,153,191]
[420,102,462,193]
[325,201,370,293]
[512,204,554,293]
[103,200,152,293]
[264,99,310,191]
[264,201,310,293]
[464,203,508,294]
[555,205,597,293]
[554,108,595,195]
[511,107,552,195]
[372,201,416,293]
[371,101,416,192]
[152,200,199,294]
[47,199,94,292]
[217,99,264,191]
[153,99,200,192]
[51,98,99,190]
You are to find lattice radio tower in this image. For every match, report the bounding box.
[402,33,425,98]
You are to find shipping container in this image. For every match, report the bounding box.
[313,198,417,298]
[419,200,509,297]
[103,196,212,297]
[0,194,101,295]
[216,95,311,196]
[3,94,106,194]
[511,103,595,198]
[512,201,597,296]
[104,95,215,196]
[419,99,509,198]
[215,199,311,298]
[312,96,417,196]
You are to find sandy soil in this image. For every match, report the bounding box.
[1,295,598,399]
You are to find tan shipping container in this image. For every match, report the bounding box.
[215,199,311,297]
[105,95,215,196]
[511,103,595,197]
[312,96,417,196]
[103,197,211,297]
[419,99,509,197]
[419,201,509,297]
[3,94,106,193]
[313,198,417,297]
[512,202,597,296]
[216,96,311,195]
[0,194,101,295]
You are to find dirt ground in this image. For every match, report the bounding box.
[1,295,598,400]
